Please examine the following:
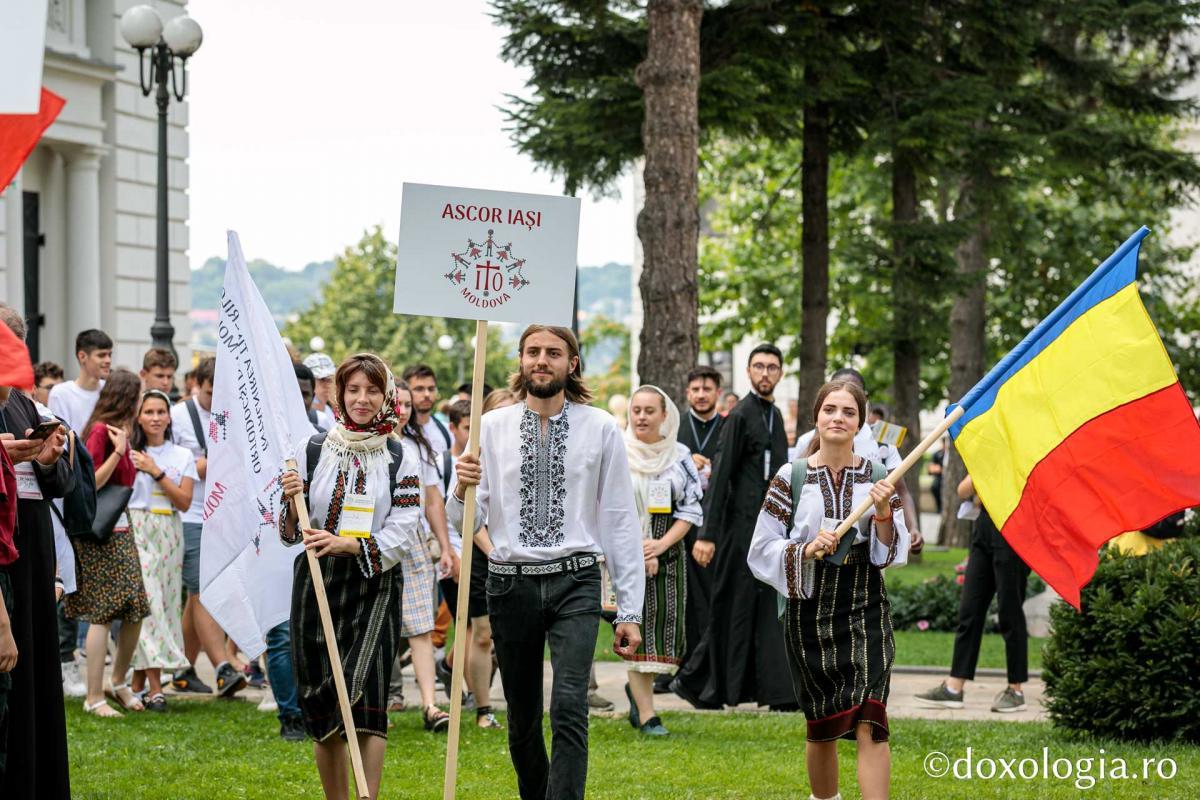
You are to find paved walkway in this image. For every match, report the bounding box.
[176,654,1046,723]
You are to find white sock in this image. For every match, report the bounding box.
[944,683,961,695]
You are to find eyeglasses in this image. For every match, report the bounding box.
[749,363,781,375]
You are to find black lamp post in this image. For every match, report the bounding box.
[120,5,202,378]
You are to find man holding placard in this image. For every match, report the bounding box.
[450,325,644,800]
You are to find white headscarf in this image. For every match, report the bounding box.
[625,385,680,536]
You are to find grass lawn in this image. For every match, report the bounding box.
[885,546,968,587]
[66,700,1197,799]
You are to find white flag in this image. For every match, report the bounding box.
[199,231,315,658]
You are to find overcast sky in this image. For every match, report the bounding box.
[186,0,635,271]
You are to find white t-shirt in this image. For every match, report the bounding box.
[171,399,211,524]
[313,404,336,432]
[48,379,103,432]
[421,417,452,457]
[128,442,198,513]
[406,438,444,536]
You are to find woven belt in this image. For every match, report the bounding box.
[487,554,599,576]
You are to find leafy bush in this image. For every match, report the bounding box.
[888,568,1046,632]
[1042,538,1200,743]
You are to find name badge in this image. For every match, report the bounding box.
[647,479,672,515]
[14,462,43,500]
[150,488,174,515]
[339,492,375,539]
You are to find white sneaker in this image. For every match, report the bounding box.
[61,659,87,698]
[257,696,278,713]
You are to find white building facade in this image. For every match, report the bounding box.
[0,0,192,372]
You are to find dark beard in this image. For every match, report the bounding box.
[522,371,566,399]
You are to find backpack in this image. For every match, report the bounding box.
[305,433,406,500]
[776,457,887,618]
[49,431,99,539]
[441,448,453,495]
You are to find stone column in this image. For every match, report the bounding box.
[3,171,23,315]
[65,146,104,333]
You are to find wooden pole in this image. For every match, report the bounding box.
[443,319,489,800]
[819,405,966,552]
[285,458,370,800]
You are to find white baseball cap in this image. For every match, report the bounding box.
[304,353,336,379]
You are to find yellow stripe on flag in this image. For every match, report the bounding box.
[956,283,1177,528]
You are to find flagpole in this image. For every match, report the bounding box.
[818,405,966,555]
[285,461,371,800]
[443,319,488,800]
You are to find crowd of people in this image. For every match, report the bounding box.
[1,303,1030,800]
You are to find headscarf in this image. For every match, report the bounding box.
[322,357,401,477]
[624,385,680,535]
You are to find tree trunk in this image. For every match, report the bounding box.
[940,174,990,548]
[799,75,830,415]
[634,0,702,407]
[890,148,922,499]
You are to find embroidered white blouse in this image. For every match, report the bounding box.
[636,443,705,532]
[447,400,646,624]
[747,459,910,600]
[281,437,425,580]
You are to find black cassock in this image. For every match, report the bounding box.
[664,409,726,689]
[0,392,73,800]
[675,393,794,708]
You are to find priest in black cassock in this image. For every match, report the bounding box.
[0,305,73,800]
[672,345,795,710]
[654,366,727,694]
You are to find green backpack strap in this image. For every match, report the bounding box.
[787,458,807,538]
[870,458,887,483]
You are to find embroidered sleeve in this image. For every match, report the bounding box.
[279,479,308,547]
[356,537,385,579]
[672,455,704,527]
[370,466,425,575]
[783,539,816,600]
[869,494,908,568]
[747,465,807,599]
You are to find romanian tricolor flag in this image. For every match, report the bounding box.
[948,227,1200,609]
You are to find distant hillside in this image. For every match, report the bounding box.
[190,257,335,316]
[578,262,631,322]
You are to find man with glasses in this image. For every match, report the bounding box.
[672,344,796,711]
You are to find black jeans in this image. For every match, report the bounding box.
[487,562,601,800]
[950,517,1031,684]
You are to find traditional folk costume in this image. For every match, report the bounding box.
[748,457,909,741]
[623,388,703,675]
[281,376,423,741]
[448,399,644,800]
[675,392,793,708]
[129,439,196,672]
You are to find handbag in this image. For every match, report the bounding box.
[89,483,133,544]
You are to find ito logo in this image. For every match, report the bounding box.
[444,229,530,310]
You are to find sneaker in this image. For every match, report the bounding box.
[587,690,614,712]
[144,692,168,713]
[245,662,267,689]
[991,687,1027,713]
[638,716,670,736]
[914,681,965,710]
[61,660,87,698]
[257,696,278,713]
[280,716,307,742]
[215,663,248,698]
[171,666,213,695]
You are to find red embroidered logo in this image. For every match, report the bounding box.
[444,229,530,310]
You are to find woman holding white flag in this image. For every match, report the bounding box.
[280,353,424,800]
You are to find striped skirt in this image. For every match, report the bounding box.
[783,542,895,742]
[291,551,402,741]
[627,538,687,675]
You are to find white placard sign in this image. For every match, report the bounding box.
[394,182,581,326]
[0,0,48,114]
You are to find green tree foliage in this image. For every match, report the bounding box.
[283,227,516,389]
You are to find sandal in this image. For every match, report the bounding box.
[83,698,122,718]
[423,704,451,733]
[106,680,145,712]
[144,692,168,713]
[476,709,502,729]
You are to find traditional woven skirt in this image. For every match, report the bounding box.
[627,535,687,675]
[64,525,149,625]
[291,551,401,741]
[783,542,895,742]
[129,508,188,670]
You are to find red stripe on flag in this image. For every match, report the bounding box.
[0,320,34,390]
[1001,383,1200,609]
[0,88,66,192]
